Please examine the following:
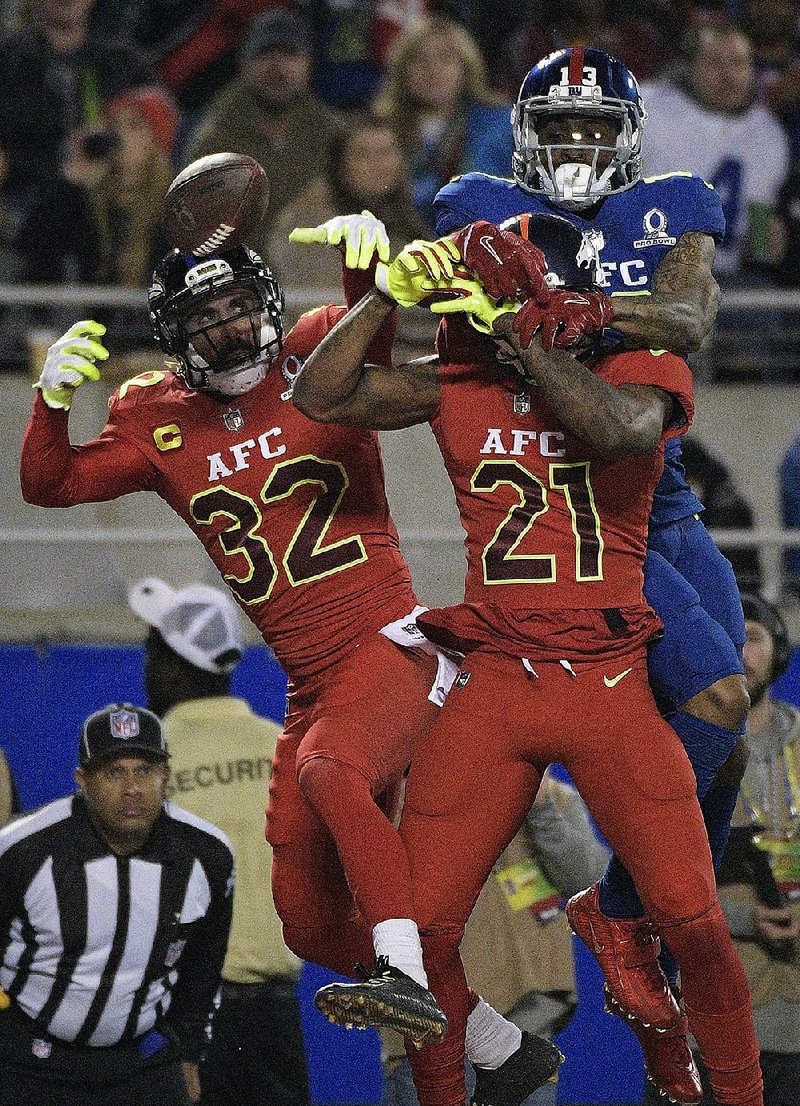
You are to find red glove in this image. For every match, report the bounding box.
[451,220,550,303]
[512,290,615,351]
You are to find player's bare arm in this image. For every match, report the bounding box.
[292,289,441,430]
[609,232,720,353]
[493,314,675,460]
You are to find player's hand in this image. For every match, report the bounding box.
[513,289,615,351]
[34,320,108,410]
[375,238,461,307]
[429,275,519,334]
[289,210,391,269]
[449,220,550,303]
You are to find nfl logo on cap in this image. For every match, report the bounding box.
[110,710,140,740]
[80,703,169,769]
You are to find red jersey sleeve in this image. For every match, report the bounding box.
[593,349,694,439]
[20,389,161,506]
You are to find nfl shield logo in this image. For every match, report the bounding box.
[32,1038,52,1059]
[513,393,531,415]
[110,710,140,740]
[223,408,244,431]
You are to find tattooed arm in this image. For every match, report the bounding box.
[292,289,441,430]
[492,314,675,459]
[609,231,720,353]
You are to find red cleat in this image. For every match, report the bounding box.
[605,989,702,1105]
[565,884,681,1031]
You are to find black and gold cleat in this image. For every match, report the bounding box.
[314,956,448,1046]
[472,1032,565,1106]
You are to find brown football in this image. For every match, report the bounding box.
[162,152,269,257]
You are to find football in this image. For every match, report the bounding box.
[162,152,269,257]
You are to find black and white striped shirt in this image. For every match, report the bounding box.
[0,794,234,1058]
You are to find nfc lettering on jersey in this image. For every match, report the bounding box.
[207,428,286,481]
[599,260,648,288]
[480,428,566,458]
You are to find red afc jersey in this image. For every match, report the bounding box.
[20,307,417,680]
[418,347,695,662]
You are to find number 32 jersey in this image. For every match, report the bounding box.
[20,307,417,680]
[418,349,695,662]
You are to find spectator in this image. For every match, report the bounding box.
[14,84,176,344]
[268,115,429,299]
[778,429,800,597]
[185,7,343,241]
[0,748,20,826]
[110,1,284,116]
[0,0,153,200]
[497,0,682,101]
[88,86,177,284]
[371,13,513,231]
[127,576,311,1106]
[15,83,178,286]
[0,702,234,1106]
[738,0,800,159]
[681,434,763,592]
[645,592,799,1104]
[640,24,790,281]
[382,769,610,1106]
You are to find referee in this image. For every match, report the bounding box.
[0,703,235,1105]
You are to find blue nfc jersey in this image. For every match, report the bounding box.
[434,172,726,526]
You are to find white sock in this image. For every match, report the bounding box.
[466,998,522,1069]
[372,918,428,988]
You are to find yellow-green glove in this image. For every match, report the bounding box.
[374,238,461,307]
[288,210,390,269]
[33,320,108,410]
[429,276,520,334]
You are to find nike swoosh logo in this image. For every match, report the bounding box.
[603,667,632,688]
[479,235,503,264]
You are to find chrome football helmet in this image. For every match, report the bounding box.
[149,245,284,396]
[512,47,647,210]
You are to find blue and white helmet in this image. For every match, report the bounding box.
[512,47,647,210]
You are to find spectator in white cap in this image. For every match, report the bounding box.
[127,578,310,1106]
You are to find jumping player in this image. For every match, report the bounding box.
[18,221,563,1103]
[430,44,751,1089]
[290,214,763,1106]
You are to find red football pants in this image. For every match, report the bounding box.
[266,633,440,975]
[400,650,762,1106]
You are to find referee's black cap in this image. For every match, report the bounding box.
[79,704,169,770]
